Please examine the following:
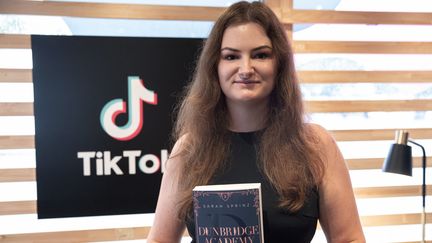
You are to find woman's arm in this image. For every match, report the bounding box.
[311,124,366,243]
[147,139,187,243]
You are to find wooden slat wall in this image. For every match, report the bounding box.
[1,128,431,150]
[4,34,432,54]
[4,67,432,84]
[293,41,432,54]
[1,1,432,24]
[0,35,30,49]
[298,70,432,83]
[0,227,152,242]
[0,69,32,83]
[348,157,430,170]
[0,103,33,116]
[282,9,432,25]
[0,135,34,149]
[1,221,432,243]
[0,1,224,21]
[2,100,432,115]
[0,0,431,242]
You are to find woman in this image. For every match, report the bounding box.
[148,1,365,242]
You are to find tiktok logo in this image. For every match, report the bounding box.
[100,76,157,141]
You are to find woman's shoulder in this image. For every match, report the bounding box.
[171,134,189,154]
[304,123,348,178]
[304,123,341,161]
[165,134,190,173]
[304,123,335,144]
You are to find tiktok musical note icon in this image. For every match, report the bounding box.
[100,76,158,141]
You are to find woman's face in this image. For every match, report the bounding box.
[217,22,276,106]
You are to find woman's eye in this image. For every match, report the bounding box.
[253,52,271,59]
[222,54,238,60]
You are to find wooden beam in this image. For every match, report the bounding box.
[2,100,430,116]
[1,157,430,183]
[283,9,432,25]
[1,128,430,150]
[346,157,430,170]
[0,35,30,49]
[0,227,150,242]
[361,213,432,227]
[0,201,36,215]
[1,181,431,216]
[1,157,430,184]
[0,1,225,21]
[2,69,432,84]
[298,71,432,83]
[354,185,432,198]
[281,0,294,10]
[0,135,34,149]
[0,168,35,182]
[265,0,283,19]
[2,1,431,26]
[393,241,432,243]
[0,69,32,83]
[283,0,294,41]
[0,214,428,242]
[0,103,33,116]
[1,158,429,182]
[306,99,432,113]
[293,41,432,54]
[330,128,432,141]
[5,34,432,56]
[266,0,294,38]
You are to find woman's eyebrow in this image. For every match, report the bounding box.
[252,45,273,52]
[220,47,240,52]
[220,45,273,52]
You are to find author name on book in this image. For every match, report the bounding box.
[202,203,251,209]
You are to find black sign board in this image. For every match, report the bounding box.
[32,35,202,218]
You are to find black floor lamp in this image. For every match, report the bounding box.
[382,130,427,243]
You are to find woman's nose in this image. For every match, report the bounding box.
[238,58,254,79]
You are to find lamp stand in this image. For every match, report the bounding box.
[409,140,426,243]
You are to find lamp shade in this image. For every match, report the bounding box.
[382,143,413,176]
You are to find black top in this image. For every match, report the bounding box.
[185,131,319,243]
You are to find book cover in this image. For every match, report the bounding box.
[192,183,264,243]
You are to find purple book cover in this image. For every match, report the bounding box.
[192,183,264,243]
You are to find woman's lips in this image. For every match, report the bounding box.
[233,80,260,84]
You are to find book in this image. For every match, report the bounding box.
[192,183,264,243]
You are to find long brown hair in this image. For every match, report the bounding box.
[174,1,324,220]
